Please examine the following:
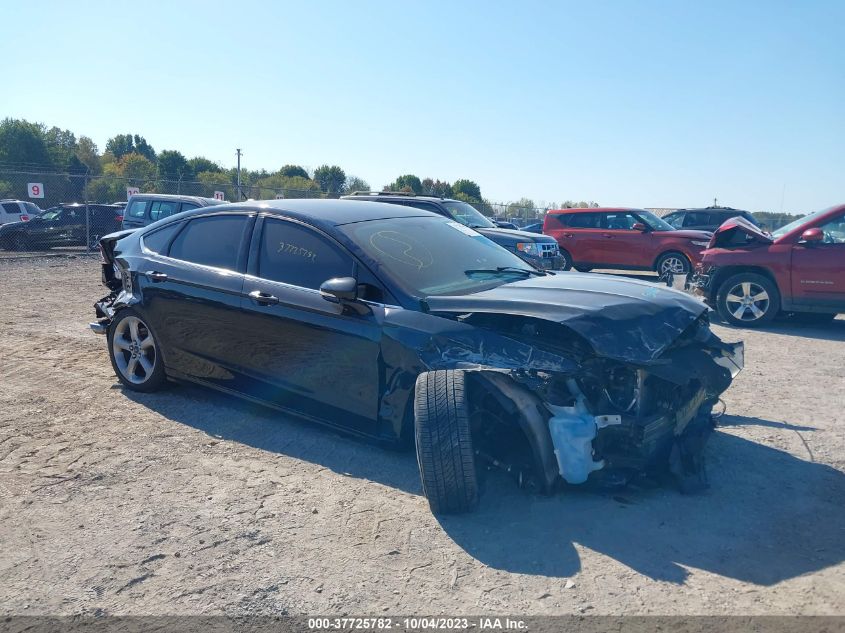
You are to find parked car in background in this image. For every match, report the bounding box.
[0,199,42,224]
[121,194,223,230]
[342,192,564,270]
[663,206,761,232]
[543,207,712,274]
[694,204,845,326]
[522,222,543,234]
[90,199,742,513]
[0,203,125,250]
[494,218,520,230]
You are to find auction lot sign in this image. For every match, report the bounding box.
[27,182,44,198]
[126,186,140,199]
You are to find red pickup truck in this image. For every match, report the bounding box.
[694,204,845,326]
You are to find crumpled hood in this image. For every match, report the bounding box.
[709,216,773,247]
[425,272,708,363]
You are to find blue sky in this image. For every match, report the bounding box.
[3,0,843,213]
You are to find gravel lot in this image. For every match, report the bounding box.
[1,255,843,616]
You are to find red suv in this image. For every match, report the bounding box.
[543,207,712,274]
[694,204,845,326]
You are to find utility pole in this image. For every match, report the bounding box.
[236,149,242,200]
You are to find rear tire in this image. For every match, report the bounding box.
[716,273,780,327]
[414,370,479,514]
[656,251,691,276]
[107,309,167,392]
[574,266,592,273]
[558,249,573,271]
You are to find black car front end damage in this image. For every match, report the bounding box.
[419,273,743,495]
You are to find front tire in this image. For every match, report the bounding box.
[414,370,479,514]
[107,309,167,392]
[558,248,573,271]
[716,273,780,327]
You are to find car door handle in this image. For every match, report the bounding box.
[248,290,280,306]
[563,233,574,238]
[145,271,168,282]
[601,233,613,238]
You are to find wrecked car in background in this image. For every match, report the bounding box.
[90,199,743,514]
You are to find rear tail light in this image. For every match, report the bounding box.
[20,215,29,222]
[115,215,124,222]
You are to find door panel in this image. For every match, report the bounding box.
[790,213,845,310]
[595,212,652,267]
[236,216,383,433]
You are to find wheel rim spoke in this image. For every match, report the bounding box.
[749,304,764,318]
[751,291,769,302]
[732,305,748,319]
[114,338,132,351]
[139,335,154,349]
[726,293,744,304]
[128,319,140,343]
[138,355,153,374]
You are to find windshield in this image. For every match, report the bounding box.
[40,211,60,220]
[340,216,537,297]
[441,201,495,229]
[638,210,675,231]
[771,210,821,237]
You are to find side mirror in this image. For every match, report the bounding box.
[320,276,358,303]
[801,227,824,244]
[632,222,647,232]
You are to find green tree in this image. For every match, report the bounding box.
[452,179,481,201]
[279,164,309,179]
[313,164,346,195]
[0,118,52,167]
[421,178,452,197]
[254,173,321,199]
[76,136,101,174]
[344,175,370,193]
[507,198,537,220]
[388,174,422,194]
[105,134,156,161]
[157,150,193,181]
[187,157,221,174]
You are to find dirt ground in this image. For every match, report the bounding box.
[1,255,843,616]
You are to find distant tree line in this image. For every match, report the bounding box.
[1,117,605,216]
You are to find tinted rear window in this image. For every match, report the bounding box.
[126,200,148,219]
[142,222,183,254]
[149,200,180,222]
[1,203,21,214]
[168,215,250,270]
[566,213,601,228]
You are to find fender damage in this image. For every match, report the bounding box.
[413,274,744,493]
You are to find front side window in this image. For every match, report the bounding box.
[636,210,675,231]
[604,212,639,230]
[168,215,250,270]
[149,201,180,222]
[664,213,684,229]
[682,212,708,227]
[258,218,353,289]
[818,214,845,244]
[126,200,148,218]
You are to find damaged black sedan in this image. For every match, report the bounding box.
[91,200,743,513]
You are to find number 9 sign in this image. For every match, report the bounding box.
[28,183,45,199]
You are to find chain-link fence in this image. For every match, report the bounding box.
[0,167,798,254]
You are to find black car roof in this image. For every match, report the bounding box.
[673,206,750,214]
[180,198,437,231]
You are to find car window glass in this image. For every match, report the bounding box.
[2,203,21,214]
[126,200,147,218]
[168,215,249,270]
[682,212,705,227]
[818,215,845,244]
[603,213,638,230]
[24,202,41,214]
[664,214,684,228]
[258,218,353,289]
[149,201,180,222]
[143,222,183,254]
[566,213,600,228]
[180,202,199,212]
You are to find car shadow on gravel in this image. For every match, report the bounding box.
[123,384,423,496]
[438,422,845,585]
[124,386,845,586]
